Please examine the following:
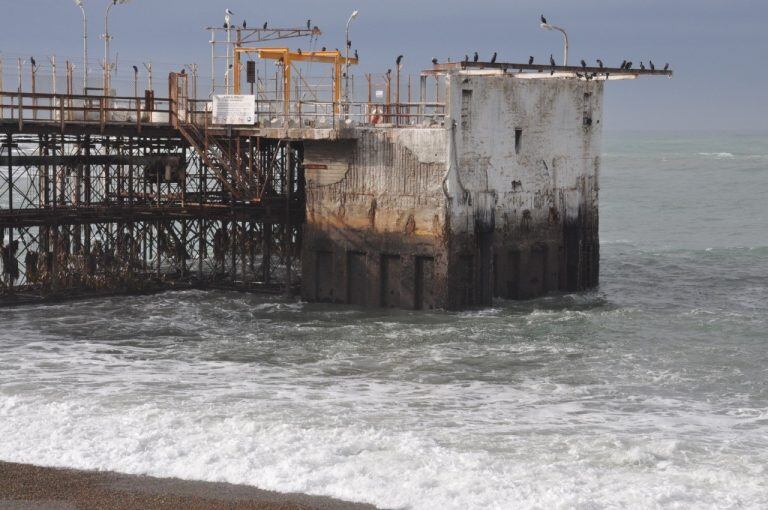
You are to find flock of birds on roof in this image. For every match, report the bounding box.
[215,11,670,79]
[222,8,317,33]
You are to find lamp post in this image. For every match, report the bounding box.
[73,0,88,93]
[344,10,359,108]
[103,0,130,97]
[540,20,568,66]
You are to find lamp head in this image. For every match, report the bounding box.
[74,0,83,6]
[351,10,359,19]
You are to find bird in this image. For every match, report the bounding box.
[396,55,403,67]
[386,69,392,78]
[473,51,479,62]
[307,19,311,30]
[620,60,627,69]
[464,54,469,63]
[263,21,268,30]
[490,52,497,64]
[242,20,247,29]
[596,59,604,68]
[432,57,438,65]
[663,63,670,71]
[625,61,633,70]
[132,65,138,73]
[354,49,359,60]
[581,59,587,68]
[550,54,556,66]
[529,56,534,65]
[180,68,186,75]
[297,48,302,55]
[541,14,547,24]
[30,57,36,68]
[576,72,583,79]
[223,23,228,29]
[225,8,234,27]
[649,60,655,71]
[639,61,645,70]
[347,40,352,48]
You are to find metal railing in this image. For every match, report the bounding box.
[2,89,447,132]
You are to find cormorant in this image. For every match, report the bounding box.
[550,54,555,66]
[242,20,247,29]
[491,52,497,63]
[132,65,138,73]
[625,61,633,70]
[528,56,534,65]
[649,60,655,71]
[223,23,228,29]
[663,63,670,71]
[596,59,604,68]
[347,40,352,48]
[432,58,438,65]
[355,49,359,60]
[263,21,268,30]
[321,47,326,51]
[464,55,469,63]
[473,52,479,62]
[30,57,36,68]
[639,62,645,70]
[581,59,587,68]
[180,68,186,75]
[297,48,302,55]
[620,60,627,69]
[396,55,403,66]
[307,19,311,30]
[541,15,547,24]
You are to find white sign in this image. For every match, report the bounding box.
[212,95,255,125]
[375,90,384,99]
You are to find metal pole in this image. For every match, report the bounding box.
[104,1,115,96]
[76,1,88,93]
[541,23,569,66]
[344,10,358,107]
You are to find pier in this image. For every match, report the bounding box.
[0,22,671,308]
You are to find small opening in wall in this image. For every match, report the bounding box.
[514,128,522,154]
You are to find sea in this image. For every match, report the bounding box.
[1,132,767,509]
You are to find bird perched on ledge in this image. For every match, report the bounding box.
[432,57,438,65]
[596,59,604,68]
[491,52,497,63]
[529,56,534,65]
[541,14,547,24]
[473,52,479,62]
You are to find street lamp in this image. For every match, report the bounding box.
[103,0,131,96]
[73,0,88,93]
[540,19,569,66]
[344,9,359,107]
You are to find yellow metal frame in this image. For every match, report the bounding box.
[233,47,358,115]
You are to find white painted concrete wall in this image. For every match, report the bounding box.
[443,72,604,233]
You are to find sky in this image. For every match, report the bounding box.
[1,0,766,132]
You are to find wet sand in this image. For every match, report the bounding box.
[0,461,378,510]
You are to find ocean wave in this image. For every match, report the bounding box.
[698,152,735,159]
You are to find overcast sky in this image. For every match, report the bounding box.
[1,0,766,132]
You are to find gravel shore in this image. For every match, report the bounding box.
[0,461,378,510]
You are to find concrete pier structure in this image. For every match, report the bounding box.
[302,67,603,309]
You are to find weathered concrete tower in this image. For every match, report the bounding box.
[301,64,618,309]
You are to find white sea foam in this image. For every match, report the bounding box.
[698,152,735,159]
